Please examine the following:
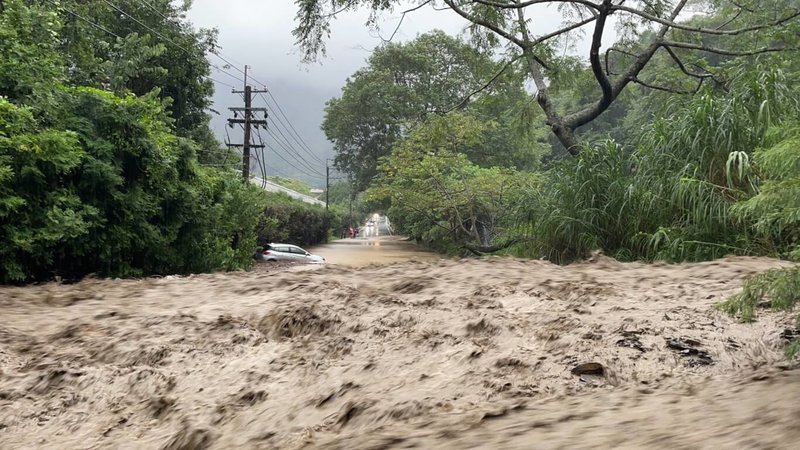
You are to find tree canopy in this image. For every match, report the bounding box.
[296,0,800,154]
[323,30,548,189]
[0,0,333,282]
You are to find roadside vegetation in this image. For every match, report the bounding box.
[0,1,332,282]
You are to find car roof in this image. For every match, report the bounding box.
[269,243,302,248]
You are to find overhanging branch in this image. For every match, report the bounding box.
[662,40,794,56]
[589,0,614,113]
[437,54,523,114]
[442,0,525,47]
[378,0,433,42]
[611,5,800,36]
[463,236,529,255]
[470,0,600,10]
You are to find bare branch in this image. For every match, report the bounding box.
[470,0,600,11]
[715,8,743,30]
[662,46,714,81]
[437,54,524,114]
[611,5,800,36]
[565,0,690,130]
[630,77,705,95]
[604,47,641,76]
[588,0,614,114]
[441,0,525,47]
[531,15,597,47]
[378,0,433,43]
[661,41,794,56]
[463,236,529,255]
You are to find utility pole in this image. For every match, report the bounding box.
[325,163,330,211]
[228,65,268,183]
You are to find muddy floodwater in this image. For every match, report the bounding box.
[1,254,799,449]
[307,236,441,266]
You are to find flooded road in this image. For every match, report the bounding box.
[307,236,442,266]
[2,255,797,449]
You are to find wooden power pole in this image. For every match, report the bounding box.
[228,66,268,182]
[325,163,330,211]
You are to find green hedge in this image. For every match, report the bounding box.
[256,192,335,247]
[0,90,266,282]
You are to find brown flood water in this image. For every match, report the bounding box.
[307,236,442,266]
[1,254,799,449]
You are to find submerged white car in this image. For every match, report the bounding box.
[262,243,325,264]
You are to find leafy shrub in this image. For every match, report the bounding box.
[721,123,800,358]
[255,192,333,247]
[0,90,265,282]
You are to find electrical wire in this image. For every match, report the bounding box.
[263,122,324,176]
[73,0,324,181]
[49,0,240,88]
[47,1,122,39]
[133,0,248,88]
[256,128,324,180]
[257,92,324,164]
[99,1,246,85]
[248,95,324,175]
[135,0,172,23]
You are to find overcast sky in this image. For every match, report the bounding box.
[185,1,579,186]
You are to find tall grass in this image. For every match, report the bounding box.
[515,63,800,263]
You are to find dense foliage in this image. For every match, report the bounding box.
[297,0,800,153]
[0,88,264,282]
[323,31,548,190]
[1,1,332,282]
[255,192,334,248]
[367,113,539,253]
[306,3,800,351]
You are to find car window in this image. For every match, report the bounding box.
[274,246,290,253]
[289,247,307,255]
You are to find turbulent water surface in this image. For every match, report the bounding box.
[1,254,798,449]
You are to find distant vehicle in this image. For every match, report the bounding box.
[262,243,325,264]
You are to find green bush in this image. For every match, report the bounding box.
[255,192,334,247]
[0,90,265,282]
[721,123,800,358]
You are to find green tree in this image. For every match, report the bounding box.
[323,30,547,190]
[720,122,800,357]
[295,0,800,155]
[0,1,266,282]
[52,0,225,163]
[368,112,539,253]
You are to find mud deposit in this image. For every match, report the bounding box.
[1,256,798,449]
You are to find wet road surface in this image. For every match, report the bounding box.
[307,236,441,266]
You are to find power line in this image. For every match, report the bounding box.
[100,0,190,51]
[131,0,247,87]
[256,128,323,179]
[69,0,323,182]
[249,94,324,175]
[257,91,324,164]
[237,68,325,165]
[135,0,172,23]
[48,1,123,40]
[51,0,239,88]
[101,1,245,86]
[266,118,323,173]
[263,120,324,176]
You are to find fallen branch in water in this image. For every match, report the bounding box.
[463,237,530,255]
